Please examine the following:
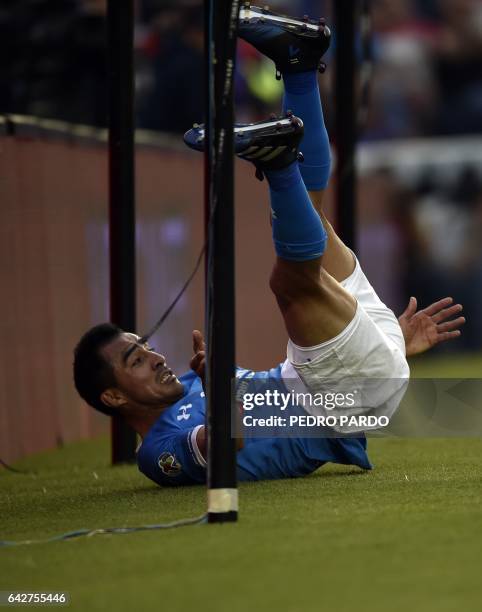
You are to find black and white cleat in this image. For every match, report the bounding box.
[184,114,305,180]
[238,4,331,79]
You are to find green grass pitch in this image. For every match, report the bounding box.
[1,354,482,611]
[1,436,481,612]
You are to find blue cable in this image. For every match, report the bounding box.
[0,514,208,547]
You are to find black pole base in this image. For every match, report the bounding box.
[208,511,238,523]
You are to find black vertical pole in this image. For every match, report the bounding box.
[204,1,212,258]
[205,0,239,522]
[334,0,357,251]
[107,0,137,463]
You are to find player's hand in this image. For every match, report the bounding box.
[398,297,465,357]
[190,330,206,386]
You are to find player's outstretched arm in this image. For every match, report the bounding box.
[190,329,206,386]
[189,330,207,460]
[189,330,243,457]
[398,297,465,357]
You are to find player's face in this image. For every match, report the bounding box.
[101,333,184,409]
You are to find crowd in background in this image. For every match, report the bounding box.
[357,164,482,351]
[0,0,108,126]
[1,0,481,350]
[2,0,481,137]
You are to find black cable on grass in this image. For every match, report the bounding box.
[0,458,35,475]
[0,514,208,547]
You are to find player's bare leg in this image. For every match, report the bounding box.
[308,190,356,283]
[269,252,356,347]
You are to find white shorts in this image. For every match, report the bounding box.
[281,257,410,432]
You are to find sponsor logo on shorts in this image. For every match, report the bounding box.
[157,452,182,477]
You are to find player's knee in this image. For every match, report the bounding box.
[269,262,324,303]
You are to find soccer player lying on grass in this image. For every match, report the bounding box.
[73,6,464,486]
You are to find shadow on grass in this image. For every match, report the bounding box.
[310,469,370,479]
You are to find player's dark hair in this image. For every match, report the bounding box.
[73,323,123,417]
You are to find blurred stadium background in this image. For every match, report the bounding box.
[1,3,482,611]
[1,0,481,460]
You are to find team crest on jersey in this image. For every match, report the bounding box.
[157,452,182,477]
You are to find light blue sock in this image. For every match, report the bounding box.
[264,162,327,262]
[283,71,331,191]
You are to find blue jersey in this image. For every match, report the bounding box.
[137,367,372,487]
